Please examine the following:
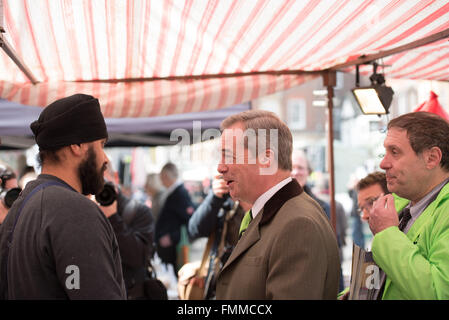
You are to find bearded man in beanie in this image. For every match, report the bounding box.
[0,94,126,299]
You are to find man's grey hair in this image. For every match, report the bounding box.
[220,109,293,171]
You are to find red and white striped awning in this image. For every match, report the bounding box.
[1,0,449,117]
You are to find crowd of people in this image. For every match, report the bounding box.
[0,93,449,300]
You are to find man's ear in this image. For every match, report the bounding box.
[424,146,442,169]
[258,149,272,167]
[258,149,278,175]
[69,143,86,157]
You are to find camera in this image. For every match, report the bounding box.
[0,166,21,208]
[95,181,117,206]
[221,193,232,210]
[0,187,22,208]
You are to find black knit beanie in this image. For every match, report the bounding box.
[30,94,108,149]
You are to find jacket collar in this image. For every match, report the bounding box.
[259,178,303,226]
[220,179,303,273]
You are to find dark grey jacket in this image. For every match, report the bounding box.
[0,174,126,299]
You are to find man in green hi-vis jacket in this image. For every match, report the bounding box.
[369,111,449,300]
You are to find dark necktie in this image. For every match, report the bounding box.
[377,207,412,299]
[398,208,412,232]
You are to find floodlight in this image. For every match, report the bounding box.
[352,63,394,115]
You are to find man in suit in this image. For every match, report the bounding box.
[155,162,195,273]
[216,110,340,300]
[369,112,449,299]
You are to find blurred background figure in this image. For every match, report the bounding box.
[356,171,389,223]
[291,149,347,292]
[339,172,389,299]
[291,149,331,214]
[156,162,195,274]
[18,166,37,190]
[291,149,347,243]
[0,165,21,225]
[201,177,211,199]
[145,173,165,221]
[185,174,251,299]
[98,164,157,300]
[347,174,366,249]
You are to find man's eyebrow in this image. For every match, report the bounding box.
[383,141,396,148]
[385,144,400,151]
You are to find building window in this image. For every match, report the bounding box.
[287,98,306,130]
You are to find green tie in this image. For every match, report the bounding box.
[239,209,253,238]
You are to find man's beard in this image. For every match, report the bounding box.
[78,146,107,195]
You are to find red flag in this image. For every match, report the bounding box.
[413,91,449,120]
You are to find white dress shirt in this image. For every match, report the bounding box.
[251,177,292,219]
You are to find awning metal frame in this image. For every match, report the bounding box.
[0,0,38,86]
[0,33,39,85]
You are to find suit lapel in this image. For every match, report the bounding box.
[221,210,262,271]
[220,179,303,272]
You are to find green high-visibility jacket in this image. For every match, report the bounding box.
[372,182,449,299]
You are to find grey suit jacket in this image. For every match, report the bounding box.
[216,179,340,300]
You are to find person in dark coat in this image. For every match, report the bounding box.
[0,165,21,225]
[145,173,165,220]
[0,94,126,299]
[99,167,155,299]
[187,174,251,299]
[155,162,195,273]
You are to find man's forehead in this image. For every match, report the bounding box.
[220,124,248,149]
[384,127,408,146]
[358,183,383,199]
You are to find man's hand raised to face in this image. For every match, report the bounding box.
[368,194,399,235]
[212,174,229,199]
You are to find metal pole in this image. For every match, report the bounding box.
[322,71,337,234]
[0,33,38,84]
[330,27,449,71]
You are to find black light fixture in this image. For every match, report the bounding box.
[352,62,394,115]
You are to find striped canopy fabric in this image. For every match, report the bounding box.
[1,0,449,117]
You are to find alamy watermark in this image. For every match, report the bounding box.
[170,121,279,175]
[365,264,381,290]
[65,265,80,290]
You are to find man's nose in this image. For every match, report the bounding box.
[217,163,227,174]
[102,149,109,163]
[379,155,390,170]
[361,210,369,221]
